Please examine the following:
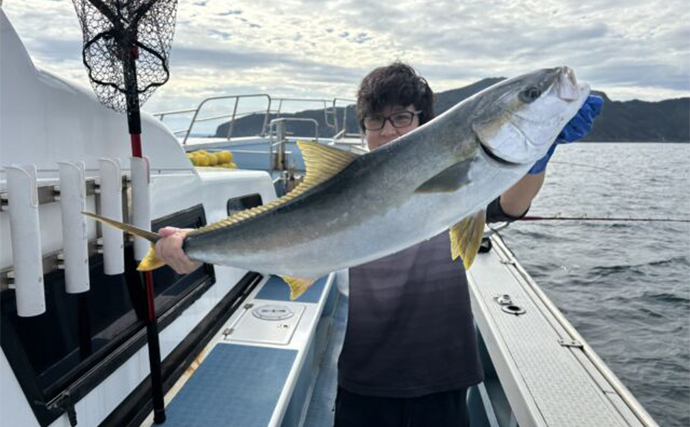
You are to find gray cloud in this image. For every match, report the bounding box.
[354,35,372,44]
[219,9,242,16]
[29,38,83,65]
[208,29,232,41]
[301,0,689,96]
[587,60,690,91]
[4,0,688,108]
[170,45,364,83]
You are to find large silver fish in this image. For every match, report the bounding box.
[86,66,590,299]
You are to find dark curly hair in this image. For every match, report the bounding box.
[356,61,435,131]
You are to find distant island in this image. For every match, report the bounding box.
[216,78,690,143]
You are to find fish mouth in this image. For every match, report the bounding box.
[555,66,580,101]
[478,138,522,167]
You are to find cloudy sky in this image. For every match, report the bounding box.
[4,0,689,117]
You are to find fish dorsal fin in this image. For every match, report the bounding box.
[299,140,359,185]
[280,275,317,300]
[449,210,486,270]
[190,141,358,235]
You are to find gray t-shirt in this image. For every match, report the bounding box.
[337,231,484,398]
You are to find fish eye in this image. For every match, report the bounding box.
[519,86,542,103]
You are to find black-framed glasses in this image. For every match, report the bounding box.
[363,110,422,131]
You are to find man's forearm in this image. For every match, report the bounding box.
[499,172,546,217]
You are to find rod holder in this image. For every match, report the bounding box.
[98,158,124,275]
[58,162,90,293]
[130,156,152,261]
[5,165,46,317]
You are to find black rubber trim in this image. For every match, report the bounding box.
[99,272,263,427]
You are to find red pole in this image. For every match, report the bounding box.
[127,45,166,422]
[130,131,166,424]
[145,271,156,321]
[131,133,143,158]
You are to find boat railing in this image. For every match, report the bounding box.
[153,94,361,146]
[269,118,318,172]
[153,107,197,122]
[271,97,333,129]
[183,94,273,145]
[330,97,364,144]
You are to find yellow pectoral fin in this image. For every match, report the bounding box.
[449,210,486,270]
[136,247,167,271]
[280,276,316,301]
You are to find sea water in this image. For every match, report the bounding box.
[500,142,690,427]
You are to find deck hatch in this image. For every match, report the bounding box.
[224,304,305,345]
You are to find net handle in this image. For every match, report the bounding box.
[85,0,161,30]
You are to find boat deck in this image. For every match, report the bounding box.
[140,275,340,427]
[302,285,347,427]
[466,233,651,426]
[139,232,656,427]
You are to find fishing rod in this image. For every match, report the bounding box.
[548,160,618,175]
[484,214,689,247]
[483,215,689,237]
[519,215,690,223]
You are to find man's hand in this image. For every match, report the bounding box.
[528,94,604,174]
[155,227,202,274]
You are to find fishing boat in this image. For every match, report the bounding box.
[0,8,660,427]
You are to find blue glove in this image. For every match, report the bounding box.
[528,94,604,174]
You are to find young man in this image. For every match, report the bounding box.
[154,62,602,426]
[333,62,602,427]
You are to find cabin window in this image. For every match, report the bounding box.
[0,204,215,426]
[227,193,263,216]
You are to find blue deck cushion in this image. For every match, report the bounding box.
[164,344,297,427]
[255,275,328,303]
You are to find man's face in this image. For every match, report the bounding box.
[364,104,420,150]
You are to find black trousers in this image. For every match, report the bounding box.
[334,387,469,427]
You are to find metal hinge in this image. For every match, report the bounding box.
[558,338,583,349]
[45,390,78,427]
[0,193,8,212]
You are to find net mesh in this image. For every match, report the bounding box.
[72,0,178,112]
